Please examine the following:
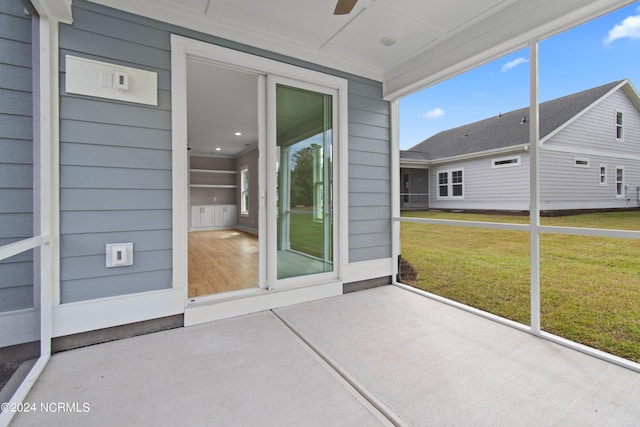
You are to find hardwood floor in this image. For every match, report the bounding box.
[188,229,258,297]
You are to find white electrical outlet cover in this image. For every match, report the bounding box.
[106,242,134,268]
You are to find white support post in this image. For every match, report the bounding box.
[390,100,401,283]
[0,13,59,427]
[529,41,541,334]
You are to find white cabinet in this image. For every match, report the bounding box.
[191,205,236,229]
[191,206,214,228]
[214,205,237,227]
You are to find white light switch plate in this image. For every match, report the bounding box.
[66,55,157,105]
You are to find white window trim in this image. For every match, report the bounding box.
[437,171,449,198]
[615,166,625,198]
[436,168,464,199]
[615,109,624,142]
[491,155,521,169]
[240,167,249,216]
[599,164,607,186]
[573,157,590,168]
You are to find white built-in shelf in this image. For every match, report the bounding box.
[190,169,237,174]
[190,184,237,188]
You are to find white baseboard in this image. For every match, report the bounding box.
[52,289,185,337]
[342,258,393,283]
[236,224,258,234]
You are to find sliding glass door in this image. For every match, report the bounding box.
[269,79,337,284]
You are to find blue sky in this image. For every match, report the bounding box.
[399,1,640,150]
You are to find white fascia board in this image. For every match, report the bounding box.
[622,79,640,112]
[31,0,73,23]
[423,144,529,166]
[88,0,383,82]
[383,0,633,100]
[399,161,430,169]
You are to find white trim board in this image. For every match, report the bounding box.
[185,282,342,326]
[342,258,394,284]
[52,289,184,337]
[171,35,350,315]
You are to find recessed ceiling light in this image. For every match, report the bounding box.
[234,132,242,136]
[380,36,397,47]
[215,147,222,151]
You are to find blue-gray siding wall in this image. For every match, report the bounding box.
[0,0,34,312]
[60,0,391,303]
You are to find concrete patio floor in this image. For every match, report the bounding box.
[10,285,640,426]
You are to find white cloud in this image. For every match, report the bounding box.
[501,57,529,72]
[421,108,445,119]
[605,9,640,44]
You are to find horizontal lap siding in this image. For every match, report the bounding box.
[348,81,391,262]
[0,2,34,312]
[430,154,530,210]
[61,0,391,303]
[548,90,640,155]
[540,151,640,209]
[540,87,640,210]
[59,2,173,303]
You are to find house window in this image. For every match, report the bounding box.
[491,155,521,168]
[438,170,463,198]
[240,168,249,215]
[574,157,590,168]
[599,165,607,185]
[452,170,463,196]
[438,172,448,197]
[616,167,624,197]
[615,110,624,141]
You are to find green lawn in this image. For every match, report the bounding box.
[287,210,329,258]
[401,210,640,362]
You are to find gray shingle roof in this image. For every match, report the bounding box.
[403,80,624,161]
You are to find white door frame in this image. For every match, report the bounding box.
[171,35,348,317]
[266,75,341,290]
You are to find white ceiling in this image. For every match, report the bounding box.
[186,59,258,156]
[70,0,633,158]
[88,0,634,98]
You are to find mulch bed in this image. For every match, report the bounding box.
[0,360,21,391]
[398,256,418,283]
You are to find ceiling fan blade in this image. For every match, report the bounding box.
[334,0,358,15]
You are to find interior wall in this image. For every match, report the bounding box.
[189,155,236,205]
[236,147,258,233]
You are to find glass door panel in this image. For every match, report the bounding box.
[275,84,333,280]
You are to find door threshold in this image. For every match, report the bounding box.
[184,281,342,326]
[187,287,265,306]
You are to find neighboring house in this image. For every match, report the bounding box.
[400,80,640,211]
